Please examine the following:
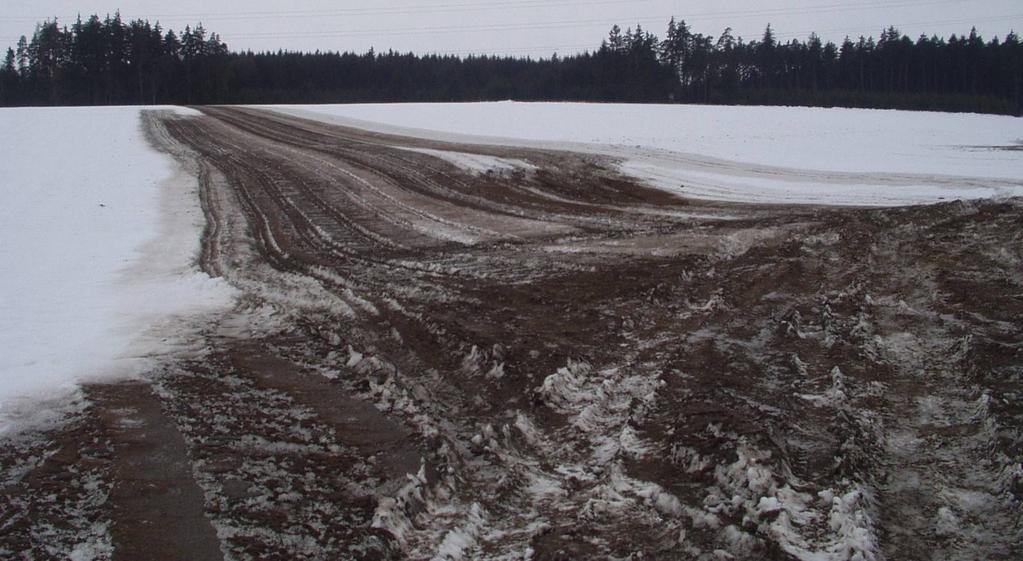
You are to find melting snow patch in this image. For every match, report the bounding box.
[66,521,113,561]
[373,464,430,547]
[537,360,662,438]
[430,503,487,561]
[396,146,536,175]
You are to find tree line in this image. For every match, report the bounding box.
[2,13,1021,115]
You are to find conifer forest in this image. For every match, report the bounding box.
[1,13,1021,114]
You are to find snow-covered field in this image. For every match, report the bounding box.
[268,102,1023,205]
[0,107,236,434]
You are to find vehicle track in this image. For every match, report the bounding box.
[1,107,1020,560]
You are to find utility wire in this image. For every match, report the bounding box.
[333,13,1023,57]
[0,0,970,23]
[1,2,1018,51]
[774,14,1023,40]
[0,0,646,22]
[223,8,1020,41]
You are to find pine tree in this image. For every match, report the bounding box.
[29,20,68,103]
[714,28,739,97]
[661,17,691,86]
[1005,31,1021,111]
[756,24,778,88]
[608,25,624,53]
[1,48,16,102]
[15,36,29,76]
[2,48,14,72]
[807,33,823,93]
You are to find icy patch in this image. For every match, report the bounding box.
[373,464,430,546]
[799,366,849,407]
[537,360,662,438]
[700,438,881,561]
[513,413,548,449]
[67,522,113,561]
[396,146,536,176]
[606,464,684,518]
[0,389,89,440]
[620,157,1023,207]
[431,503,487,561]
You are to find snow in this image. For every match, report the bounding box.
[395,146,535,175]
[266,102,1023,206]
[0,106,237,435]
[430,503,487,561]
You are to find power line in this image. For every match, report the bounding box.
[2,1,1018,51]
[146,0,963,22]
[217,0,961,39]
[222,6,1020,41]
[129,0,647,21]
[396,13,1023,56]
[774,14,1023,40]
[245,13,1022,58]
[426,44,596,57]
[0,0,648,22]
[0,0,970,24]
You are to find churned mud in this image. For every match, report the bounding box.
[1,107,1020,560]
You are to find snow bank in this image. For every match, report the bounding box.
[0,106,236,434]
[266,102,1023,206]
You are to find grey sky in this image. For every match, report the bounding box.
[3,0,1022,57]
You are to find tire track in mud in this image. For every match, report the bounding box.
[90,382,223,561]
[1,107,1020,560]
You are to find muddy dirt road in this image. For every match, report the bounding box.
[2,107,1021,560]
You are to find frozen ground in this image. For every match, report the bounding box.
[0,106,236,434]
[266,102,1023,205]
[1,106,1019,560]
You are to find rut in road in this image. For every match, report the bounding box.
[1,106,1021,561]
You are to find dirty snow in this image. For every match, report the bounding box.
[0,106,237,434]
[267,102,1023,206]
[395,146,535,175]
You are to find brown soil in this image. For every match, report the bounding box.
[2,106,1020,561]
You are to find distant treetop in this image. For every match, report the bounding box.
[1,14,1019,115]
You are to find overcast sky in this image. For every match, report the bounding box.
[3,0,1022,57]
